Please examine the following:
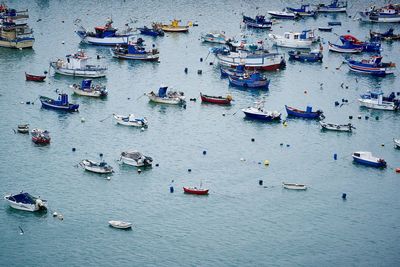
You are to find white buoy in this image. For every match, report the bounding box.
[62,41,65,44]
[106,176,111,181]
[141,127,145,131]
[81,117,85,122]
[52,212,58,217]
[57,214,64,220]
[240,158,246,161]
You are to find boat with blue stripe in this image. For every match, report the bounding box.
[346,56,396,76]
[352,151,387,168]
[286,5,317,17]
[228,72,270,89]
[285,105,324,119]
[111,38,159,61]
[40,93,79,112]
[315,0,347,12]
[242,100,281,121]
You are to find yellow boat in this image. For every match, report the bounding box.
[160,19,189,33]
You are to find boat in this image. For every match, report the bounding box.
[200,93,232,105]
[228,72,270,89]
[31,128,51,144]
[226,36,264,52]
[358,90,399,111]
[0,16,34,48]
[113,114,148,127]
[328,41,363,53]
[347,56,396,76]
[282,182,307,190]
[111,39,159,61]
[328,21,342,26]
[394,139,400,149]
[242,100,281,121]
[352,151,387,168]
[242,15,272,29]
[220,64,246,78]
[201,32,227,44]
[315,0,347,12]
[159,19,189,32]
[119,150,153,167]
[0,5,29,20]
[183,187,209,195]
[285,105,325,119]
[268,30,316,49]
[320,121,354,132]
[287,4,317,17]
[40,93,79,112]
[50,50,107,78]
[267,11,298,19]
[4,192,47,212]
[288,47,323,62]
[70,79,108,97]
[340,35,381,52]
[17,124,29,133]
[146,86,185,105]
[25,72,46,82]
[359,4,400,23]
[75,18,134,45]
[370,28,400,41]
[108,220,132,229]
[80,159,113,174]
[318,26,333,32]
[137,24,164,37]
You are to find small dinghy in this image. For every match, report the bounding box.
[17,124,29,133]
[80,159,113,174]
[200,93,232,105]
[320,121,354,132]
[201,32,227,44]
[70,79,108,97]
[119,150,153,167]
[113,114,148,127]
[137,24,164,37]
[318,27,333,32]
[109,220,132,229]
[4,192,47,211]
[288,47,323,62]
[147,86,185,105]
[31,128,51,144]
[183,187,209,195]
[268,10,298,19]
[25,72,46,82]
[228,72,270,89]
[285,105,325,119]
[394,139,400,149]
[352,151,387,168]
[282,182,307,190]
[242,100,281,121]
[40,93,79,112]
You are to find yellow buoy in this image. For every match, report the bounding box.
[283,121,288,127]
[264,160,270,166]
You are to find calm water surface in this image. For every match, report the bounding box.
[0,0,399,266]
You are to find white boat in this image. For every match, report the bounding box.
[352,151,387,168]
[119,150,153,167]
[268,31,314,49]
[394,139,400,149]
[282,182,307,190]
[359,4,400,23]
[242,100,281,121]
[201,32,227,44]
[4,192,47,212]
[147,86,185,105]
[50,50,107,78]
[359,91,399,111]
[70,79,108,97]
[109,220,132,229]
[268,11,298,19]
[328,42,363,53]
[80,159,113,174]
[113,114,148,127]
[320,121,354,132]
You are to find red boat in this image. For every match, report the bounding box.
[31,129,51,144]
[25,72,46,82]
[200,93,232,105]
[183,187,209,195]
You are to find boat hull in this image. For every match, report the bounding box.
[352,156,386,168]
[0,37,34,49]
[320,122,352,132]
[358,99,397,111]
[183,187,209,195]
[328,42,363,53]
[200,94,231,105]
[228,76,269,89]
[359,12,400,23]
[282,183,307,190]
[216,52,285,71]
[112,52,159,61]
[113,114,148,127]
[288,51,323,62]
[120,156,151,167]
[268,11,297,19]
[242,110,281,121]
[50,62,106,78]
[147,94,184,105]
[76,33,132,46]
[285,105,323,119]
[269,34,312,49]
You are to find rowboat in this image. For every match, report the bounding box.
[242,100,281,121]
[25,72,46,82]
[80,159,113,174]
[160,19,189,32]
[394,139,400,149]
[358,90,399,111]
[242,15,272,29]
[320,121,354,132]
[285,105,325,119]
[113,114,148,127]
[4,192,47,212]
[183,187,209,195]
[31,128,51,144]
[146,86,185,105]
[70,79,108,97]
[200,93,232,105]
[268,11,298,19]
[109,220,132,229]
[39,94,79,112]
[315,0,347,12]
[347,56,395,76]
[17,124,29,134]
[352,151,387,168]
[119,150,153,167]
[282,182,307,190]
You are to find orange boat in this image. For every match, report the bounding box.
[25,72,46,82]
[183,187,209,195]
[200,93,232,105]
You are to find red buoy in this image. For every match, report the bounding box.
[395,168,400,173]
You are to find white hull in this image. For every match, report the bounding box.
[328,43,362,53]
[120,156,146,167]
[269,34,312,49]
[80,159,113,174]
[359,13,400,23]
[113,114,148,127]
[71,86,103,97]
[109,220,132,229]
[81,35,131,45]
[147,94,184,105]
[358,99,396,111]
[320,121,353,132]
[4,196,48,212]
[51,66,106,78]
[394,139,400,148]
[282,183,307,190]
[216,51,284,70]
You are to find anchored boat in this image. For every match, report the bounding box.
[200,93,232,105]
[352,151,387,168]
[394,139,400,149]
[109,220,132,229]
[358,90,399,111]
[111,39,159,61]
[285,105,325,119]
[183,187,209,195]
[31,128,50,144]
[17,124,29,134]
[242,15,272,29]
[320,121,354,132]
[242,100,281,121]
[70,79,108,97]
[159,19,189,32]
[201,32,227,44]
[269,30,316,49]
[0,17,34,49]
[25,72,46,82]
[288,47,323,62]
[340,35,381,52]
[287,4,317,17]
[370,28,400,41]
[113,114,148,127]
[147,86,185,105]
[268,10,298,19]
[40,93,79,112]
[80,159,113,174]
[359,4,400,23]
[228,72,270,89]
[346,56,395,76]
[4,192,47,212]
[119,150,153,167]
[282,183,307,190]
[315,0,347,12]
[138,24,164,37]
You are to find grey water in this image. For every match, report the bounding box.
[0,0,399,266]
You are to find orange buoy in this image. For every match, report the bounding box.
[395,168,400,173]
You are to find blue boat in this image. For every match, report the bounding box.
[340,35,381,53]
[288,49,323,62]
[346,56,396,76]
[352,151,387,168]
[220,64,245,78]
[285,105,324,119]
[137,25,164,37]
[370,28,400,41]
[228,72,270,89]
[242,100,281,121]
[111,39,160,61]
[40,93,79,112]
[287,5,317,17]
[242,15,272,29]
[316,0,347,12]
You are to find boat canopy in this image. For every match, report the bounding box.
[122,151,143,160]
[158,86,168,97]
[8,192,37,204]
[81,79,92,89]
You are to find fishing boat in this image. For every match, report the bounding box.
[4,192,47,212]
[359,4,400,23]
[352,151,387,168]
[282,182,307,190]
[119,150,153,167]
[31,128,50,144]
[288,48,323,62]
[146,86,185,105]
[0,5,29,20]
[70,79,108,97]
[137,24,164,37]
[226,36,264,52]
[315,0,347,12]
[285,105,325,119]
[111,39,159,61]
[242,15,272,29]
[200,93,232,105]
[267,10,298,19]
[370,28,400,41]
[25,72,46,82]
[228,72,270,89]
[318,26,333,32]
[287,4,317,17]
[75,18,134,45]
[0,17,34,48]
[328,21,342,26]
[113,114,148,127]
[80,159,113,174]
[160,19,189,32]
[347,56,396,76]
[394,139,400,149]
[358,90,399,111]
[17,124,29,134]
[40,93,79,112]
[108,220,132,229]
[220,64,246,78]
[328,41,363,53]
[268,30,316,49]
[242,100,281,121]
[183,187,209,195]
[340,35,381,52]
[320,121,354,132]
[201,32,227,44]
[50,50,107,78]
